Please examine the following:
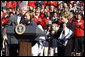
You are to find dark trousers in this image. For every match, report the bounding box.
[58,46,72,56]
[58,46,65,56]
[9,44,19,56]
[58,38,73,56]
[75,37,84,53]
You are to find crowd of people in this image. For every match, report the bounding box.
[1,1,84,56]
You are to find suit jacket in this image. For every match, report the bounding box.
[7,15,18,26]
[20,18,37,26]
[59,21,75,38]
[5,14,22,44]
[57,21,75,46]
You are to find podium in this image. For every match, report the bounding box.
[6,25,46,56]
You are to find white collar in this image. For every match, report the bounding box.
[28,21,31,24]
[35,16,38,19]
[78,19,80,22]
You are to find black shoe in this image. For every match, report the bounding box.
[54,53,58,56]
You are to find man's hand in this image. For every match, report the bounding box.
[3,9,7,13]
[63,23,66,30]
[3,35,7,41]
[47,26,51,32]
[51,31,55,35]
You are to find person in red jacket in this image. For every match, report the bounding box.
[1,9,7,25]
[6,1,13,11]
[43,1,48,7]
[58,14,63,25]
[12,1,17,10]
[40,12,44,19]
[73,13,84,56]
[1,11,6,20]
[68,1,76,6]
[42,12,50,29]
[1,18,9,26]
[17,1,22,4]
[40,5,45,19]
[81,1,84,6]
[33,9,44,27]
[1,12,9,26]
[48,1,58,7]
[28,1,36,8]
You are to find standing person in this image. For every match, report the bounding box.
[33,9,44,27]
[22,11,39,56]
[3,5,29,56]
[6,1,13,11]
[48,1,58,7]
[51,12,58,23]
[43,20,52,56]
[28,1,36,8]
[58,15,75,56]
[49,5,54,18]
[49,23,59,56]
[36,1,43,9]
[12,1,17,11]
[42,12,50,30]
[35,24,46,56]
[73,13,84,56]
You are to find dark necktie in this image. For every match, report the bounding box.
[62,30,65,39]
[61,30,65,44]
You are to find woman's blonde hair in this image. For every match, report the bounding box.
[46,20,52,25]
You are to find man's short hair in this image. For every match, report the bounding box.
[20,6,28,11]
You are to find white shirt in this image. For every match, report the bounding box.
[58,27,73,46]
[17,15,21,24]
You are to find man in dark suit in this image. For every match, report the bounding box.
[3,5,29,56]
[58,15,75,56]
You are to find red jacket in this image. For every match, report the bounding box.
[1,13,6,20]
[82,1,84,6]
[48,1,58,6]
[68,1,76,5]
[69,19,72,23]
[6,1,13,9]
[28,1,36,8]
[12,1,17,10]
[40,12,44,19]
[33,15,44,26]
[1,18,9,26]
[58,19,62,25]
[43,1,48,6]
[17,1,22,4]
[42,17,50,29]
[73,19,84,37]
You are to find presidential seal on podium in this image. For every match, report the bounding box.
[15,24,26,35]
